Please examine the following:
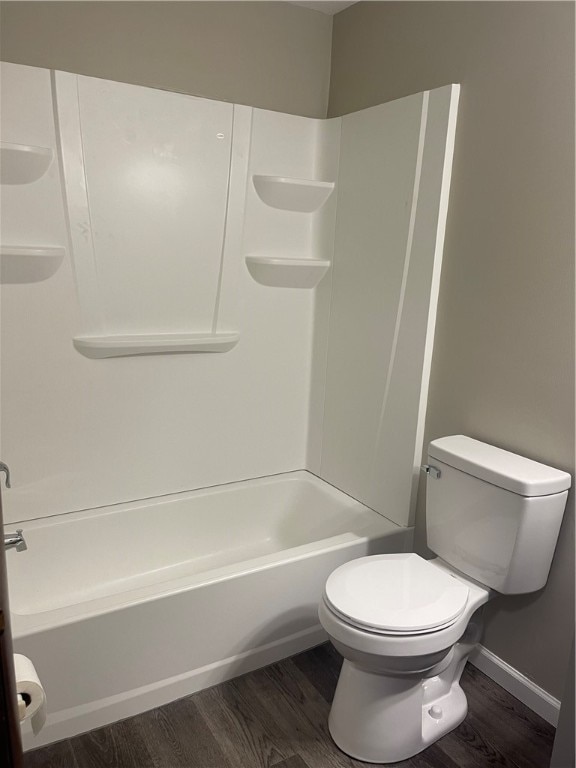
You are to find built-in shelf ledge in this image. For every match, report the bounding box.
[73,332,240,359]
[252,175,335,213]
[0,244,65,284]
[246,256,330,289]
[0,142,53,185]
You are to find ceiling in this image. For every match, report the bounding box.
[290,2,357,15]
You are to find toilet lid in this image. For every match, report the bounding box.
[324,553,470,634]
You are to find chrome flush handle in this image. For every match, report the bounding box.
[0,462,10,488]
[421,464,441,480]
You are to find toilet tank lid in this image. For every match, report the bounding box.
[428,436,572,497]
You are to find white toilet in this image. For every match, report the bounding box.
[319,435,571,764]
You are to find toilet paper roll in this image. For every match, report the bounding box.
[13,654,47,735]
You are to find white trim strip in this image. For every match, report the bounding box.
[51,70,104,334]
[469,644,560,726]
[409,83,460,523]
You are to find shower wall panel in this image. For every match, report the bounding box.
[1,62,456,530]
[316,86,459,527]
[65,75,233,335]
[0,63,324,524]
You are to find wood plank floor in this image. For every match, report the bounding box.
[23,644,555,768]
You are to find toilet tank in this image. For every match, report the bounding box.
[425,435,571,594]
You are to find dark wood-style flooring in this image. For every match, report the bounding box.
[23,643,555,768]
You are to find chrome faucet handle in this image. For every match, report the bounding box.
[0,462,11,488]
[4,529,26,552]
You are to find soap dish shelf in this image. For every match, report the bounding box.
[73,332,240,359]
[252,175,335,213]
[245,256,330,289]
[0,142,53,185]
[0,244,65,283]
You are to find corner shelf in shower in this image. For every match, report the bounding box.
[245,255,330,289]
[73,332,240,359]
[252,175,335,213]
[0,142,53,185]
[0,244,65,284]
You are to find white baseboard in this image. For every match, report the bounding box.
[469,644,560,727]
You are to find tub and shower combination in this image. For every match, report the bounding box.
[2,61,457,750]
[8,471,411,748]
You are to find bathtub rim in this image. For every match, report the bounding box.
[5,468,359,528]
[8,470,408,636]
[12,528,406,637]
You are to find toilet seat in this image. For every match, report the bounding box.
[324,553,470,635]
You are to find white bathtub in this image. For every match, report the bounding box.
[6,470,412,749]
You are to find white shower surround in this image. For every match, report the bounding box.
[1,64,458,531]
[11,471,412,748]
[1,63,459,748]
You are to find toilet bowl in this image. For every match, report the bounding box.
[319,554,490,763]
[319,435,571,764]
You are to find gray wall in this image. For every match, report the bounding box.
[0,2,332,118]
[330,1,574,700]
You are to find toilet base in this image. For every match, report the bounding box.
[328,636,475,764]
